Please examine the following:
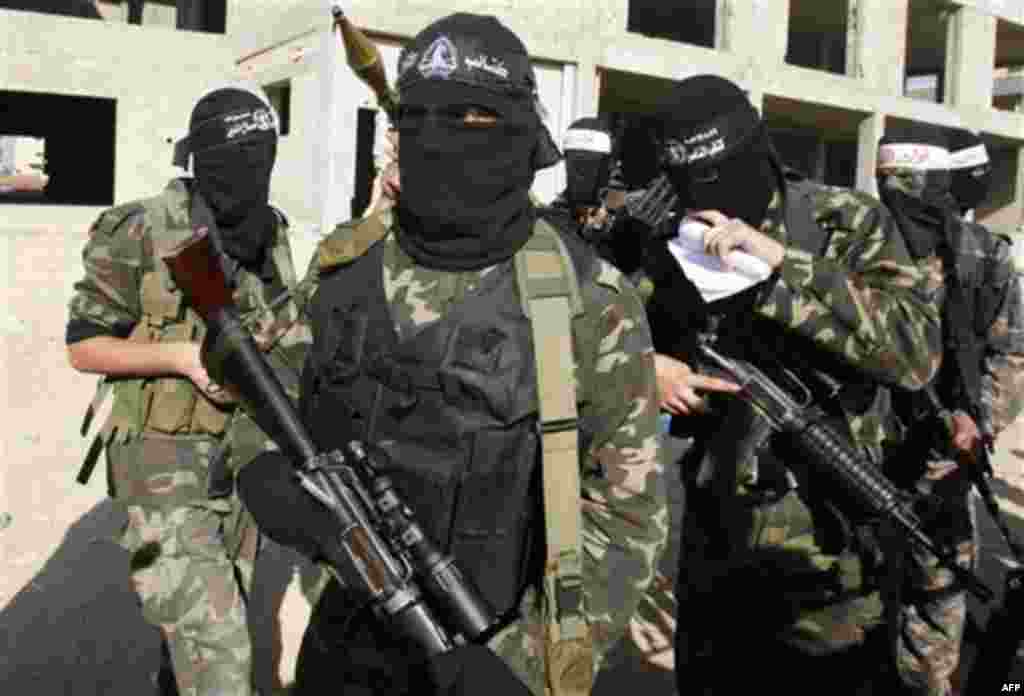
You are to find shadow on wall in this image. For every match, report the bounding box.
[0,499,316,695]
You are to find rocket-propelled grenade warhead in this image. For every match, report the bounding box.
[331,5,398,118]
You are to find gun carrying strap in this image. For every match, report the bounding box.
[514,222,588,645]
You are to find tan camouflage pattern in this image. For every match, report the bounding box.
[757,185,943,459]
[68,179,305,695]
[300,209,668,695]
[109,435,260,696]
[706,184,942,658]
[759,185,943,389]
[972,228,1024,436]
[885,217,1024,696]
[885,501,975,696]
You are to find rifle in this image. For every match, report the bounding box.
[622,173,678,233]
[922,387,1024,563]
[161,228,500,657]
[695,334,995,603]
[915,390,1024,692]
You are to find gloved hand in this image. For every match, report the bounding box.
[237,451,340,561]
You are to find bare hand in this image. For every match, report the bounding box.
[691,209,785,269]
[175,343,235,404]
[951,410,982,454]
[654,353,741,416]
[576,206,609,230]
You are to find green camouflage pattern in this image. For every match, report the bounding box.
[109,435,260,696]
[883,213,1024,696]
[760,184,942,389]
[967,224,1024,435]
[300,209,668,695]
[758,185,943,456]
[67,179,305,695]
[699,183,943,660]
[886,496,975,696]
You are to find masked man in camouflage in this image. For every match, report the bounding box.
[232,12,667,696]
[539,116,627,259]
[66,85,304,696]
[636,75,942,694]
[876,124,1024,696]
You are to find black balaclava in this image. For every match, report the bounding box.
[876,123,954,258]
[176,87,278,271]
[949,127,992,215]
[563,116,615,209]
[393,13,543,271]
[658,75,778,228]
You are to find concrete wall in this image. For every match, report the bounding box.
[0,10,235,225]
[233,1,1024,230]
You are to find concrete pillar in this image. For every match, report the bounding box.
[979,145,1024,231]
[813,137,827,183]
[849,0,909,94]
[717,0,790,65]
[944,5,997,110]
[574,58,600,124]
[856,111,885,197]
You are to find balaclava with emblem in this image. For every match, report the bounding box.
[176,87,279,272]
[393,13,552,271]
[658,75,780,228]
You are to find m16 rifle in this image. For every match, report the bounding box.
[695,334,995,604]
[161,228,501,658]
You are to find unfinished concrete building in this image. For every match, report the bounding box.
[5,1,1024,232]
[226,0,1024,233]
[3,1,1024,689]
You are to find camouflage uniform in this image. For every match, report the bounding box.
[672,182,942,691]
[67,178,304,696]
[287,207,668,695]
[885,216,1024,696]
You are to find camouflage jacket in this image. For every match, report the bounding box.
[67,179,305,491]
[294,208,668,693]
[751,183,943,455]
[908,220,1024,438]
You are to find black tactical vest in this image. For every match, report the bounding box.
[302,240,547,616]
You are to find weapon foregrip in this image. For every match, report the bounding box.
[791,418,994,602]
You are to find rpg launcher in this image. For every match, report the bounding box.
[696,335,995,604]
[161,228,500,657]
[331,4,398,120]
